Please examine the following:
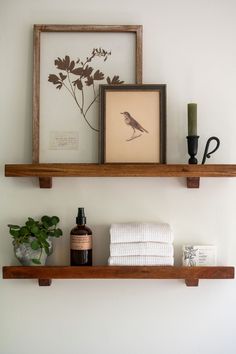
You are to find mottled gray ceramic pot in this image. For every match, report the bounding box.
[14,238,52,266]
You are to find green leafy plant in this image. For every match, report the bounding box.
[7,216,63,264]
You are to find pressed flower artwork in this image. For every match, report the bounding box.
[48,49,124,132]
[33,26,142,163]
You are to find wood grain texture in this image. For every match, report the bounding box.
[185,279,199,287]
[39,177,52,188]
[32,25,41,163]
[2,266,234,287]
[187,177,200,188]
[135,25,142,83]
[34,25,143,33]
[5,164,236,177]
[38,279,52,286]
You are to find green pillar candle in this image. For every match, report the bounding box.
[188,103,197,136]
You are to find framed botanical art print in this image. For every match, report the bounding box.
[100,84,166,163]
[33,25,142,163]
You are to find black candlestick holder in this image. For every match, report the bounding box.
[186,135,199,164]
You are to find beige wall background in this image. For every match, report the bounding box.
[1,0,236,353]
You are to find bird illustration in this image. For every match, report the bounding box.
[121,111,149,141]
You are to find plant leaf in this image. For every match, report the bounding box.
[51,216,59,226]
[55,56,71,71]
[48,74,61,85]
[55,57,65,70]
[31,240,40,250]
[53,228,63,238]
[85,76,94,86]
[26,219,35,228]
[39,230,47,238]
[41,215,51,228]
[65,55,70,68]
[73,79,83,90]
[9,229,19,237]
[93,70,104,80]
[7,224,19,229]
[108,75,124,84]
[68,60,75,71]
[31,225,39,235]
[71,67,84,76]
[41,216,50,223]
[31,258,41,265]
[59,72,67,81]
[83,65,93,78]
[19,227,29,237]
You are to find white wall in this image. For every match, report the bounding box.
[1,0,236,353]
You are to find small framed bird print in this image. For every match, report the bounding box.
[100,84,166,163]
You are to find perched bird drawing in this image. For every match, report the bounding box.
[120,111,149,141]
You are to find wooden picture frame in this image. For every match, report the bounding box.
[100,84,166,163]
[33,25,143,163]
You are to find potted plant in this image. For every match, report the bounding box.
[7,215,63,265]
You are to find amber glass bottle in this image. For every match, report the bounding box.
[70,208,92,266]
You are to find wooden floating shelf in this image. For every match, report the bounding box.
[5,163,236,189]
[2,266,234,287]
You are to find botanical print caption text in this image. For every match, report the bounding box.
[49,131,79,150]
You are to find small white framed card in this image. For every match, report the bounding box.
[182,245,217,266]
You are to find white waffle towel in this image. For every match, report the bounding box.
[110,223,173,244]
[108,256,174,266]
[110,242,174,257]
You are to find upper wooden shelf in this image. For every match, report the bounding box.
[2,265,234,287]
[5,163,236,188]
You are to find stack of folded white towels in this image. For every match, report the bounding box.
[108,223,174,266]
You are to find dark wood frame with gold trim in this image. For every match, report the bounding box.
[33,24,143,163]
[100,84,166,164]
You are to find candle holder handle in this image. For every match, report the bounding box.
[186,136,199,164]
[202,136,220,164]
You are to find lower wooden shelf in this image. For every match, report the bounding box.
[2,266,234,287]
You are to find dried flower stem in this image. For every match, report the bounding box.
[48,49,124,132]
